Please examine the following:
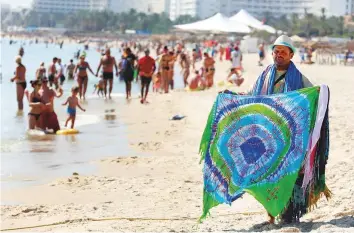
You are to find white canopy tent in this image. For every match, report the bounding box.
[230,9,276,34]
[174,13,251,34]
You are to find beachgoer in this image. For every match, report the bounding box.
[57,58,66,86]
[249,35,313,224]
[19,47,24,57]
[138,49,156,104]
[159,46,173,93]
[28,80,44,129]
[203,52,215,88]
[219,45,225,61]
[39,77,63,133]
[36,62,46,80]
[11,56,27,111]
[153,72,161,93]
[258,42,265,66]
[225,45,231,61]
[93,77,105,97]
[168,51,176,90]
[192,49,198,70]
[62,86,86,129]
[96,48,119,99]
[66,59,75,80]
[48,57,58,88]
[120,47,137,99]
[74,55,95,100]
[180,52,191,87]
[231,46,243,78]
[188,70,203,90]
[227,68,244,86]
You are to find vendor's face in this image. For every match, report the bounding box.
[272,45,293,66]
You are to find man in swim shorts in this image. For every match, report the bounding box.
[39,77,63,133]
[138,49,156,104]
[96,48,119,99]
[57,58,65,86]
[48,57,58,88]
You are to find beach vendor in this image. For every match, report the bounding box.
[200,35,330,225]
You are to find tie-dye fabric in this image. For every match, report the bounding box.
[199,86,330,221]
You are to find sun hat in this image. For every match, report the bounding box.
[272,35,296,53]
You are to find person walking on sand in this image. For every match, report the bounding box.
[11,56,27,112]
[35,62,46,80]
[66,59,75,80]
[159,46,173,93]
[96,48,119,99]
[248,35,313,224]
[137,49,156,104]
[39,77,63,133]
[202,52,215,88]
[48,57,58,88]
[74,55,95,100]
[62,86,86,129]
[168,50,177,91]
[27,80,44,129]
[180,52,191,87]
[120,47,137,99]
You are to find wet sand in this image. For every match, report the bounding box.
[1,54,354,232]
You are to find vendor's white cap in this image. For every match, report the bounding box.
[272,35,296,53]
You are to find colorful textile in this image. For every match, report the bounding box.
[199,86,330,221]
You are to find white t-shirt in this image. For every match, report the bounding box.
[231,50,242,68]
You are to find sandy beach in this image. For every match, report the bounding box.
[1,53,354,232]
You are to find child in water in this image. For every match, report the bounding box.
[62,86,86,129]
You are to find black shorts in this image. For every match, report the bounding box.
[124,75,134,84]
[141,76,152,86]
[103,72,114,80]
[60,75,65,83]
[48,74,55,82]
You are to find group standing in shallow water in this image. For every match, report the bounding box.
[11,41,247,132]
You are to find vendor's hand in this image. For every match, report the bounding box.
[10,78,15,82]
[83,109,86,112]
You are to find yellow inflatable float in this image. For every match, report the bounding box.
[56,129,79,135]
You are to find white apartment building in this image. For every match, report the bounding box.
[229,0,314,17]
[110,0,169,14]
[32,0,91,13]
[32,0,170,14]
[169,0,229,20]
[229,0,352,18]
[313,0,353,16]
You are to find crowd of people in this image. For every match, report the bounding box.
[11,39,249,133]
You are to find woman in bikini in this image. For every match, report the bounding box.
[74,55,95,100]
[159,46,172,93]
[11,56,27,112]
[28,80,44,129]
[203,52,215,88]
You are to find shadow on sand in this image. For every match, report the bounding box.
[224,216,354,232]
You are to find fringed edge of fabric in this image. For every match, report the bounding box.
[307,185,332,212]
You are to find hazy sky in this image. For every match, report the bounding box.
[0,0,32,8]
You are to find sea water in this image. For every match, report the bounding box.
[0,38,184,192]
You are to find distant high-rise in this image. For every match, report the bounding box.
[31,0,170,14]
[169,0,230,21]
